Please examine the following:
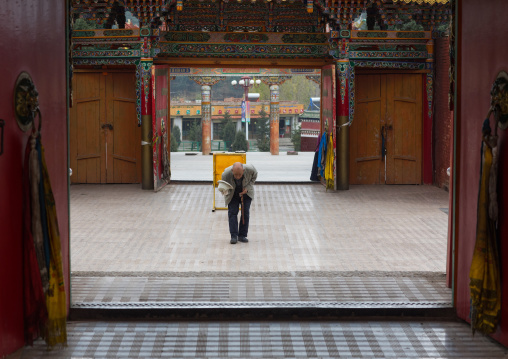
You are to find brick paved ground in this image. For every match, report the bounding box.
[70,183,449,274]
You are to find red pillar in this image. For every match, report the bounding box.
[423,41,434,185]
[139,58,154,189]
[201,85,211,155]
[337,60,349,190]
[269,84,280,155]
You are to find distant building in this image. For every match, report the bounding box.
[170,95,304,141]
[299,97,320,152]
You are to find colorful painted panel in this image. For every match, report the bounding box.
[168,67,320,76]
[158,43,328,59]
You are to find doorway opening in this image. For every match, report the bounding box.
[69,65,451,311]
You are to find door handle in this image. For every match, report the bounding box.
[381,125,393,158]
[381,125,387,158]
[101,123,113,130]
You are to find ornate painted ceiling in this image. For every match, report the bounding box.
[72,0,451,32]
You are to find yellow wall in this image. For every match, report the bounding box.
[170,102,304,117]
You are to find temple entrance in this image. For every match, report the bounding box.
[69,65,450,309]
[67,0,454,312]
[350,73,423,185]
[70,71,141,184]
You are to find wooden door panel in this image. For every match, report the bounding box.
[107,72,141,184]
[392,100,418,184]
[350,75,385,185]
[353,101,383,184]
[386,74,422,184]
[76,100,101,183]
[70,73,105,184]
[112,100,139,183]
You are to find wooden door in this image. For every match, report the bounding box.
[349,74,385,184]
[70,73,104,183]
[350,73,422,185]
[70,72,140,184]
[385,74,422,184]
[106,72,141,183]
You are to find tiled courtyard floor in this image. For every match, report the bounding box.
[71,183,449,274]
[70,183,451,304]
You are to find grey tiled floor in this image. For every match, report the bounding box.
[13,320,508,358]
[71,184,449,273]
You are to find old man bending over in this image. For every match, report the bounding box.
[221,162,258,244]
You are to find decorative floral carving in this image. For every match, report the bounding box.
[356,32,388,38]
[159,43,328,58]
[103,29,134,37]
[73,30,96,38]
[396,31,426,38]
[224,33,269,43]
[163,32,211,42]
[281,34,328,43]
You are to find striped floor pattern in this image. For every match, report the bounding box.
[16,320,507,358]
[71,274,451,304]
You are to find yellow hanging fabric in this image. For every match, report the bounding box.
[325,133,334,190]
[41,145,67,347]
[469,140,501,335]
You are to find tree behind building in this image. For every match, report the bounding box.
[172,126,182,147]
[291,125,302,151]
[232,131,248,152]
[255,108,270,152]
[188,121,202,143]
[221,112,236,149]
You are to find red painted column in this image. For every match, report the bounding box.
[423,40,434,185]
[201,85,211,155]
[269,85,280,155]
[139,59,154,189]
[336,60,349,190]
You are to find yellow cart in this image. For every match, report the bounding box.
[212,152,246,212]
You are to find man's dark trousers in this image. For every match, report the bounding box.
[228,194,252,238]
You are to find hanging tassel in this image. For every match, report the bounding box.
[29,131,49,295]
[23,132,48,345]
[307,0,313,13]
[177,0,183,11]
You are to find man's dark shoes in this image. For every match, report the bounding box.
[230,236,238,244]
[238,236,248,243]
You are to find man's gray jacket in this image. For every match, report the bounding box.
[221,163,258,206]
